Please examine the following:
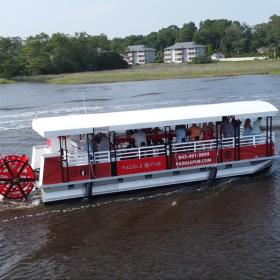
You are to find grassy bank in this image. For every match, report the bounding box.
[13,59,280,84]
[0,78,15,84]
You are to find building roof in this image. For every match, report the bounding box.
[127,45,156,52]
[257,47,270,53]
[165,41,206,50]
[32,101,278,138]
[211,52,225,56]
[211,53,225,58]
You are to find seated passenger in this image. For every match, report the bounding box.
[188,123,202,141]
[222,117,234,138]
[252,117,262,135]
[243,118,252,136]
[134,129,147,147]
[175,125,187,143]
[202,123,214,140]
[150,127,164,145]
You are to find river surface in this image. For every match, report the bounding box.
[0,75,280,279]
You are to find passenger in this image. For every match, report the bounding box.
[208,122,215,133]
[125,129,135,147]
[188,123,202,141]
[175,125,187,143]
[202,123,214,140]
[222,117,234,138]
[243,118,252,136]
[252,117,262,135]
[134,129,147,147]
[152,127,161,133]
[95,133,110,151]
[151,127,163,145]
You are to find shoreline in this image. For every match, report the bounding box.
[0,78,16,84]
[10,59,280,85]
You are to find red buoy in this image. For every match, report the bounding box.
[0,155,36,199]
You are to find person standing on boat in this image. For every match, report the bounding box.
[252,117,262,135]
[222,117,234,138]
[175,125,187,143]
[95,133,110,151]
[188,124,202,141]
[202,123,214,140]
[134,129,147,147]
[243,119,252,136]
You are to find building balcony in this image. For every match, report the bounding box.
[164,59,172,63]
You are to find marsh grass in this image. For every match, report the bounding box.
[13,59,280,84]
[0,78,15,84]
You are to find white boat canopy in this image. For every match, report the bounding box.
[32,100,278,138]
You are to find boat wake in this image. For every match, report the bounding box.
[0,178,235,223]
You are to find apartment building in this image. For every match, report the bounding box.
[164,42,206,63]
[127,45,156,64]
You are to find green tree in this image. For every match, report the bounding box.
[22,33,52,75]
[266,15,280,57]
[145,32,159,49]
[97,51,128,70]
[222,22,246,55]
[176,22,197,42]
[157,25,179,49]
[251,23,269,51]
[111,37,126,54]
[124,35,145,46]
[156,49,164,62]
[193,19,231,51]
[48,33,77,73]
[0,37,23,77]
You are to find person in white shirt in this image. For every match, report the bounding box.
[134,129,147,147]
[252,117,262,135]
[175,125,187,143]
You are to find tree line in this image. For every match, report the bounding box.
[0,15,280,78]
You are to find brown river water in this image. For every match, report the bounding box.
[0,75,280,279]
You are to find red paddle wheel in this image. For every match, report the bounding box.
[0,155,36,199]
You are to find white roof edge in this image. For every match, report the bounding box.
[32,100,279,138]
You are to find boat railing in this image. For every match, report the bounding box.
[222,137,234,148]
[94,151,110,163]
[239,133,274,146]
[65,133,274,166]
[116,145,166,160]
[172,139,217,153]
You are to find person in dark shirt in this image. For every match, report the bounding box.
[222,117,234,138]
